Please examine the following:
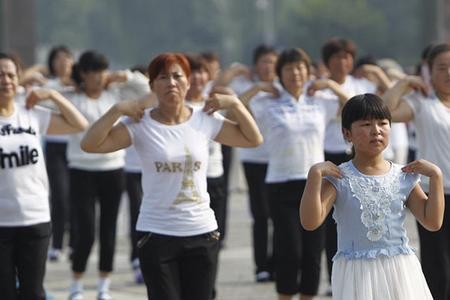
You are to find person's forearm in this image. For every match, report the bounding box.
[300,170,326,230]
[328,80,350,105]
[238,85,261,108]
[51,91,88,130]
[80,104,122,152]
[228,101,262,146]
[382,79,409,111]
[424,171,445,231]
[373,68,392,92]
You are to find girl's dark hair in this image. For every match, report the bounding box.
[71,50,109,86]
[342,94,391,157]
[342,93,391,131]
[427,43,450,71]
[275,48,311,86]
[47,45,72,76]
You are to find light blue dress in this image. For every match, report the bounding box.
[325,161,432,300]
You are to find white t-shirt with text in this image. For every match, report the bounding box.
[0,102,51,226]
[123,107,224,236]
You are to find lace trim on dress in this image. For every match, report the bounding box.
[333,245,415,260]
[342,163,404,242]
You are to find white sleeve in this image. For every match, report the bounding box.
[403,91,422,117]
[121,117,136,144]
[33,105,52,135]
[201,111,225,140]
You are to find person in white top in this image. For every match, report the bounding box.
[256,48,349,300]
[217,44,280,282]
[66,50,150,300]
[0,52,88,300]
[80,52,262,300]
[41,45,77,262]
[383,43,450,300]
[185,54,227,299]
[320,38,391,289]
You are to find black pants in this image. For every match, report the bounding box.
[138,231,219,300]
[207,177,226,242]
[125,172,143,263]
[323,151,351,281]
[418,193,450,300]
[45,141,73,250]
[0,222,51,300]
[220,145,232,241]
[70,168,124,273]
[268,180,325,296]
[243,162,273,274]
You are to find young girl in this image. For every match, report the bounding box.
[300,93,444,300]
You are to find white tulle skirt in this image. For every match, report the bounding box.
[331,254,433,300]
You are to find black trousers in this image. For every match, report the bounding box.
[0,222,51,300]
[243,162,273,274]
[418,193,450,300]
[323,151,351,281]
[220,145,232,241]
[268,180,325,296]
[138,231,219,300]
[45,141,73,250]
[70,168,124,273]
[125,172,143,263]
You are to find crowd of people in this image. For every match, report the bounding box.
[0,37,449,300]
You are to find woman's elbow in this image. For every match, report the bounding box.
[80,138,97,153]
[252,134,264,147]
[301,219,320,231]
[78,119,89,131]
[426,220,443,232]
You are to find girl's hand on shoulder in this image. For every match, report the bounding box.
[203,93,240,115]
[402,159,443,178]
[310,161,342,178]
[116,99,146,122]
[25,88,57,109]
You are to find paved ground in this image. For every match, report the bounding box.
[44,156,420,300]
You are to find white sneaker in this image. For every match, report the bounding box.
[97,291,113,300]
[68,291,83,300]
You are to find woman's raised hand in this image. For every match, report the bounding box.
[116,99,147,122]
[203,93,241,115]
[25,88,57,109]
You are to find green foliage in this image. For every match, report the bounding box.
[37,0,425,67]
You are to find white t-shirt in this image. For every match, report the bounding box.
[123,106,224,236]
[186,101,224,178]
[259,89,338,183]
[0,102,51,226]
[405,91,450,193]
[323,75,377,153]
[230,75,274,163]
[67,71,150,171]
[124,145,142,173]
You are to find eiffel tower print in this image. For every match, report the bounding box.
[171,146,202,208]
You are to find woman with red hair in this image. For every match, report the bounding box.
[80,52,263,300]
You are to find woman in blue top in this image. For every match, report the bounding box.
[300,94,444,300]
